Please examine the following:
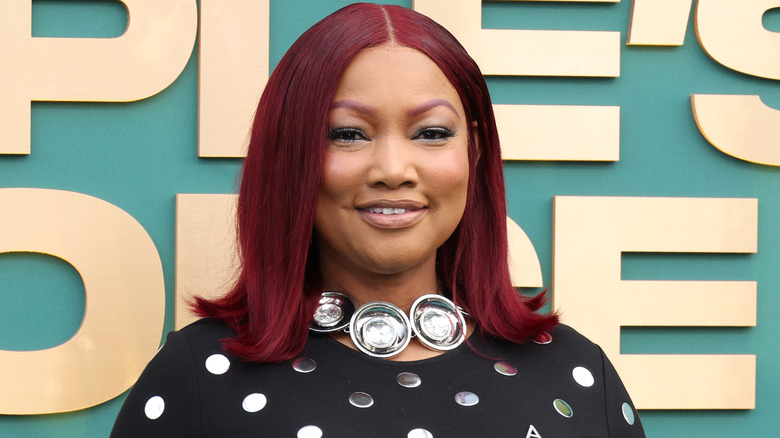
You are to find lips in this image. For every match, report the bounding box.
[364,207,409,215]
[356,200,427,229]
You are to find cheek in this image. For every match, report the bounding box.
[428,151,470,206]
[318,153,363,202]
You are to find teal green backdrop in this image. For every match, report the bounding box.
[1,1,778,436]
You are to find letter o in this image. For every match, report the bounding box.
[0,189,165,414]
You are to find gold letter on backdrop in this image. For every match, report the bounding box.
[0,0,197,154]
[199,0,270,157]
[692,94,780,166]
[0,189,165,414]
[507,216,543,287]
[414,0,620,161]
[413,0,619,77]
[174,195,542,328]
[627,0,693,46]
[696,0,780,80]
[175,194,239,329]
[495,104,620,161]
[693,1,780,164]
[553,196,757,409]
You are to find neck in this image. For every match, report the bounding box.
[319,255,439,313]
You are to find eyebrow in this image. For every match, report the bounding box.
[406,99,460,119]
[330,98,460,120]
[330,100,377,117]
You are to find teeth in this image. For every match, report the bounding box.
[367,208,407,215]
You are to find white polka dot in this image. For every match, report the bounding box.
[144,396,165,420]
[205,354,231,375]
[242,393,267,413]
[408,428,434,438]
[572,366,594,387]
[297,425,323,438]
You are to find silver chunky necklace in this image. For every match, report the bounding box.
[309,292,468,358]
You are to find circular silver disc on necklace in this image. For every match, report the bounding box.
[410,294,466,351]
[309,291,355,333]
[349,301,411,358]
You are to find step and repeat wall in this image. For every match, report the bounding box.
[1,0,778,436]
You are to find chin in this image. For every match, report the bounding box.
[361,253,433,276]
[364,260,418,276]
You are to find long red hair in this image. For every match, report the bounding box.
[195,3,558,362]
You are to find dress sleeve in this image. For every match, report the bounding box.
[110,330,201,437]
[599,347,646,437]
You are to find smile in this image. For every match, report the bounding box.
[364,208,408,215]
[356,202,427,229]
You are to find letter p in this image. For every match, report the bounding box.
[0,0,197,154]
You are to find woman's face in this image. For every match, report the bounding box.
[314,46,470,280]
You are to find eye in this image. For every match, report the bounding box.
[414,127,455,142]
[327,127,368,143]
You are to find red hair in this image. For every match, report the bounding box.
[195,3,558,362]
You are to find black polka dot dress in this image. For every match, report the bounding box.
[111,319,645,437]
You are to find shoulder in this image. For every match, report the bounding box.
[110,320,233,436]
[536,323,605,363]
[137,318,235,377]
[468,325,645,436]
[476,323,601,359]
[544,324,611,377]
[123,318,237,389]
[548,323,600,352]
[151,317,242,378]
[173,317,236,351]
[111,319,242,436]
[474,324,609,389]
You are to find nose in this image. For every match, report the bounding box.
[366,136,418,189]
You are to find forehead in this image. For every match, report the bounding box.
[332,46,464,115]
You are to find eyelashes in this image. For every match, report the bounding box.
[327,127,457,144]
[413,127,456,142]
[327,127,368,143]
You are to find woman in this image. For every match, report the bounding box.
[112,3,645,437]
